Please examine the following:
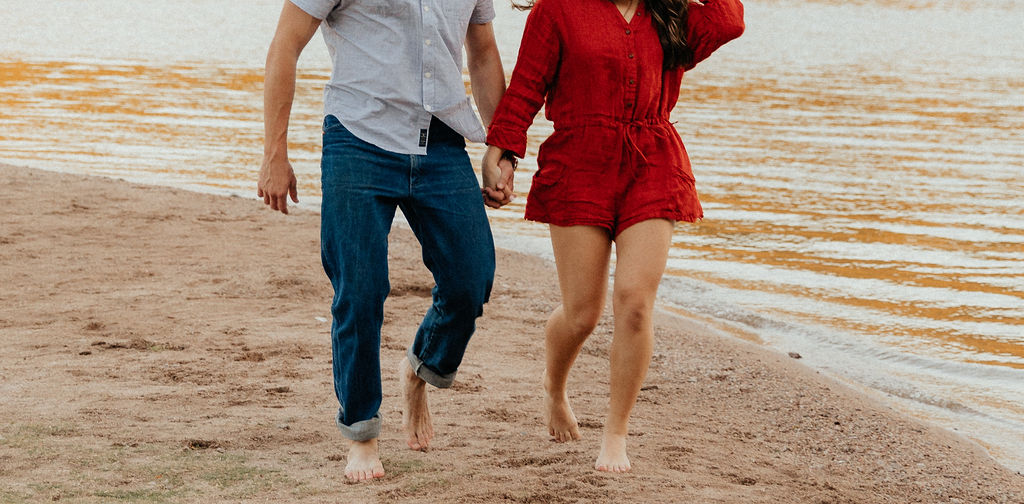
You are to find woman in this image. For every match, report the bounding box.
[482,0,744,472]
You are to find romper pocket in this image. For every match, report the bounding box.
[531,162,565,187]
[532,131,574,186]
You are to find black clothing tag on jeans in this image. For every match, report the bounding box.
[418,128,428,147]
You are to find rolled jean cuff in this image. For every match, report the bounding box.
[336,407,381,442]
[407,347,456,389]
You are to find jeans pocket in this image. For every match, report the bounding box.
[322,114,347,134]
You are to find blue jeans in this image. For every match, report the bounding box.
[319,115,495,441]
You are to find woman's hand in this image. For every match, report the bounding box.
[482,145,515,209]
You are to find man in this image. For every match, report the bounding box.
[258,0,514,481]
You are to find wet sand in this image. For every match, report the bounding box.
[1,162,1022,503]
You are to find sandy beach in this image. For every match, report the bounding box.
[1,162,1021,503]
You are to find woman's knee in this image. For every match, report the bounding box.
[561,303,603,338]
[612,289,655,333]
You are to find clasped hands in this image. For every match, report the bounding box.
[481,145,516,209]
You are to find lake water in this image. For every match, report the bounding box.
[1,0,1022,471]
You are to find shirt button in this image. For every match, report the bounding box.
[425,39,432,46]
[423,5,429,11]
[625,29,631,35]
[629,79,635,85]
[625,102,633,108]
[424,72,432,79]
[628,53,634,59]
[425,105,433,112]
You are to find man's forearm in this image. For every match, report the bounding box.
[262,1,320,161]
[467,29,506,129]
[469,50,505,128]
[263,44,299,160]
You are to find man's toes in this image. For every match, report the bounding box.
[409,433,429,451]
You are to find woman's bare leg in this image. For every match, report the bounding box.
[544,224,613,442]
[596,219,674,472]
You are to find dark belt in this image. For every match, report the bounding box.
[427,116,464,146]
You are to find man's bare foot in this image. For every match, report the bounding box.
[543,371,581,443]
[345,439,385,481]
[595,432,631,473]
[399,356,434,451]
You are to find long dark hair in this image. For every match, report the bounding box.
[512,0,693,69]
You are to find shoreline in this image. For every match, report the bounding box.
[17,161,1024,473]
[2,162,1022,503]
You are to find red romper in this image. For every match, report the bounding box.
[486,0,745,236]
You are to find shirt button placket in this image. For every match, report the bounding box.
[421,0,434,117]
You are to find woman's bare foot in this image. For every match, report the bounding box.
[399,356,434,451]
[345,438,385,481]
[543,371,581,443]
[595,432,631,473]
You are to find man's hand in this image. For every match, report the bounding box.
[258,155,299,214]
[482,146,515,208]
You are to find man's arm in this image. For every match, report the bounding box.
[258,1,322,215]
[465,22,514,208]
[465,22,505,128]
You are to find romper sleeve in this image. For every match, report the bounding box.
[683,0,745,71]
[485,0,562,158]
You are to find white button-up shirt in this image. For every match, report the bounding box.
[290,0,495,155]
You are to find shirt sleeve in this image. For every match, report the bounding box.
[486,0,561,158]
[471,0,496,25]
[288,0,341,20]
[683,0,745,71]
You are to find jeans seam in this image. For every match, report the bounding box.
[408,154,417,196]
[398,195,442,368]
[419,302,445,363]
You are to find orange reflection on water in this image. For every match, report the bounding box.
[0,60,329,194]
